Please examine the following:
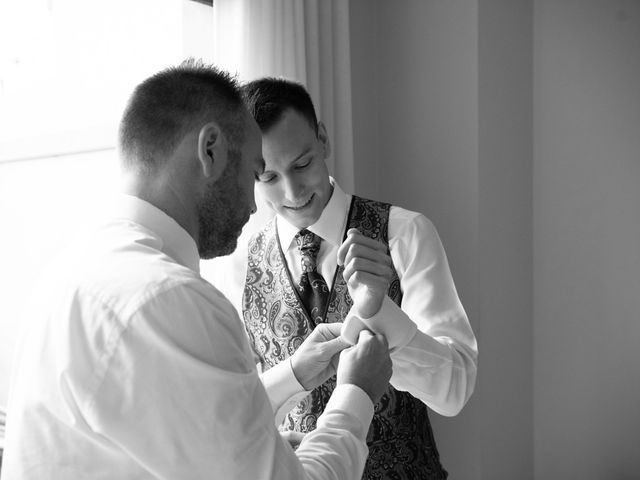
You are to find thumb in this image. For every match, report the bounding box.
[323,335,350,357]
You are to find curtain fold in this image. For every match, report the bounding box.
[212,0,354,191]
[206,0,354,308]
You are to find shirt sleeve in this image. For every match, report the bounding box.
[81,280,373,479]
[347,210,478,417]
[259,359,310,426]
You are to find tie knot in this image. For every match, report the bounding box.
[295,229,321,271]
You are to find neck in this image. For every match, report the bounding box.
[120,171,198,244]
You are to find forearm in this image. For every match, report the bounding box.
[390,329,477,416]
[260,359,308,426]
[296,384,373,480]
[342,298,477,416]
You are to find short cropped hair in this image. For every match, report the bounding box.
[118,58,244,172]
[241,78,318,135]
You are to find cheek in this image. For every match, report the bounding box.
[306,172,328,195]
[257,185,280,207]
[298,170,319,191]
[309,164,328,188]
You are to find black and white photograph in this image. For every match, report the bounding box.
[0,1,638,479]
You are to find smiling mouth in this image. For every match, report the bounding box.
[285,194,314,211]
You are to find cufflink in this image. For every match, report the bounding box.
[340,314,369,345]
[341,307,416,353]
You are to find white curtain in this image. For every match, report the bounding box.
[212,0,355,190]
[204,0,355,308]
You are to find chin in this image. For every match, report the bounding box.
[198,234,239,260]
[280,209,319,229]
[218,236,240,258]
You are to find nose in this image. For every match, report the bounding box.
[282,175,303,203]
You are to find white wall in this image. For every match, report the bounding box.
[363,4,483,479]
[533,1,640,478]
[351,0,640,478]
[478,1,533,477]
[350,1,533,478]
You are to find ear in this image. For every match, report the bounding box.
[317,121,332,159]
[197,122,228,181]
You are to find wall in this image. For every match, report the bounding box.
[533,1,640,478]
[478,1,533,477]
[368,3,483,478]
[351,0,640,478]
[350,1,533,478]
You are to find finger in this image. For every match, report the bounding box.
[336,237,351,267]
[342,258,393,283]
[344,243,392,269]
[280,431,306,448]
[338,237,386,267]
[374,332,390,349]
[345,272,391,295]
[323,335,351,356]
[330,351,341,371]
[313,322,343,339]
[357,328,375,342]
[337,230,387,266]
[346,230,388,252]
[342,228,386,250]
[339,345,355,360]
[280,431,306,442]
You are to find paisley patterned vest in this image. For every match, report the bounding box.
[242,196,447,480]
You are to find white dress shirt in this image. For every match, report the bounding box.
[270,180,478,417]
[1,194,373,480]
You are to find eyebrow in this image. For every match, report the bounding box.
[291,145,314,164]
[260,144,314,177]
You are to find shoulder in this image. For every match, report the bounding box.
[82,248,245,363]
[387,204,442,257]
[59,222,209,322]
[385,202,437,235]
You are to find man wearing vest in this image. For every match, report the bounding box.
[241,78,478,479]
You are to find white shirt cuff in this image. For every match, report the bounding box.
[341,297,417,351]
[320,383,374,434]
[260,359,308,426]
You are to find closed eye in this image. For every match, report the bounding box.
[294,157,312,170]
[258,172,276,183]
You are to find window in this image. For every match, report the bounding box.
[0,0,214,409]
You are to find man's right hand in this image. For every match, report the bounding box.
[336,330,392,404]
[290,323,349,391]
[337,228,394,319]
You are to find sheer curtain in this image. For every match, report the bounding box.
[212,0,355,189]
[203,0,355,308]
[0,0,203,414]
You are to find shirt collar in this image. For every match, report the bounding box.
[112,194,201,273]
[277,177,352,252]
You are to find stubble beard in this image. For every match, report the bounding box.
[196,150,247,259]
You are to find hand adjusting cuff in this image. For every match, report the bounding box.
[340,299,417,351]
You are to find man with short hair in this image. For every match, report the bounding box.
[1,60,392,479]
[240,78,479,479]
